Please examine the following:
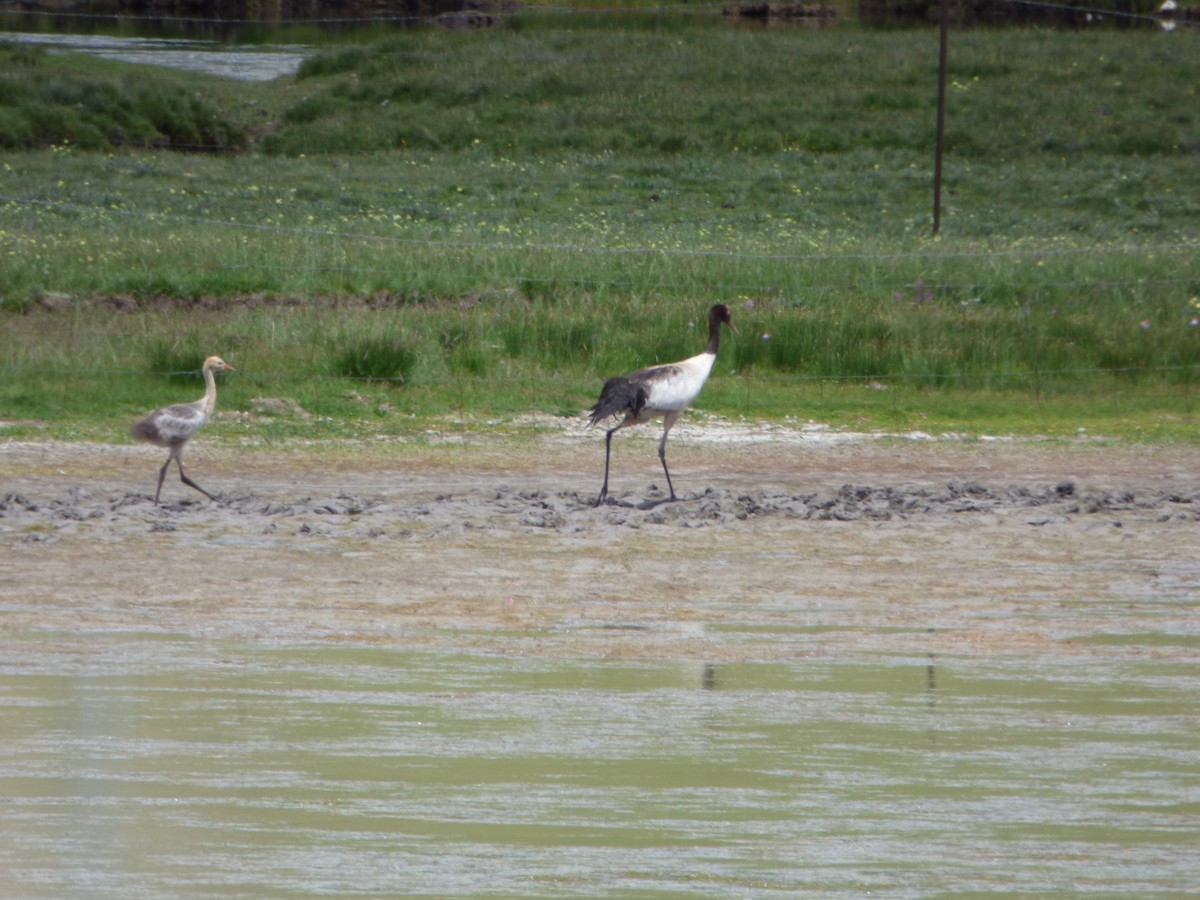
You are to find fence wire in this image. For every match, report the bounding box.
[0,1,1189,28]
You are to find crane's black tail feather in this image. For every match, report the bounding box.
[588,376,648,427]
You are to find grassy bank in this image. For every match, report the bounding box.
[1,15,1198,444]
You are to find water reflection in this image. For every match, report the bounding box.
[1,636,1196,896]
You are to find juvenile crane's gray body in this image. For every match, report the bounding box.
[587,304,733,504]
[131,356,234,503]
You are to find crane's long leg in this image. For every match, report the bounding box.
[154,447,215,504]
[658,411,680,501]
[596,427,618,506]
[177,459,216,501]
[657,449,676,501]
[154,457,171,503]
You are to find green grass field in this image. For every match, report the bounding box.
[1,12,1198,444]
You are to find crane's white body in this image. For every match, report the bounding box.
[624,350,719,420]
[131,356,233,503]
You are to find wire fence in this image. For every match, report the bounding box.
[168,364,1198,386]
[7,194,1199,263]
[4,180,1199,390]
[4,191,1197,313]
[0,0,1191,29]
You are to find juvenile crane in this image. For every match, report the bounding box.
[130,355,234,504]
[587,304,734,505]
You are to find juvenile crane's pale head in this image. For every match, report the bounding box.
[203,356,235,373]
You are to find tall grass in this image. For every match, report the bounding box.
[0,44,248,151]
[2,289,1195,441]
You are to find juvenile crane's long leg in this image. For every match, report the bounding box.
[158,448,215,503]
[154,458,171,503]
[177,460,215,501]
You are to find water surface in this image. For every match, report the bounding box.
[1,31,306,80]
[2,634,1195,897]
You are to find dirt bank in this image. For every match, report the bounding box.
[3,427,1197,661]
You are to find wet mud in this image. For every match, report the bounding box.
[4,473,1197,542]
[2,433,1198,660]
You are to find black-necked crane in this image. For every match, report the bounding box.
[130,355,234,503]
[587,303,734,505]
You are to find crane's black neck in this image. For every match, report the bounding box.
[705,305,730,355]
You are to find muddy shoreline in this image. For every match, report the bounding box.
[3,431,1198,660]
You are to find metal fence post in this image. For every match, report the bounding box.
[933,0,949,236]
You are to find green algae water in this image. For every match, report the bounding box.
[1,636,1196,897]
